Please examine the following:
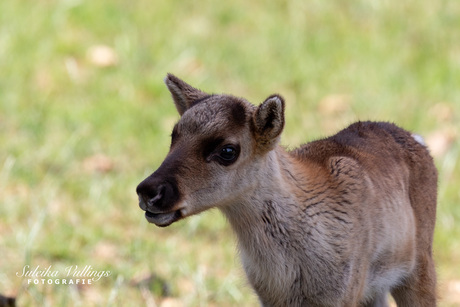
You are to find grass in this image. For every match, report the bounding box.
[1,0,459,306]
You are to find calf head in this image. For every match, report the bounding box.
[136,74,285,227]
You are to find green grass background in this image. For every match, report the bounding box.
[1,0,459,306]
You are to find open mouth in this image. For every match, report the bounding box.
[144,210,182,227]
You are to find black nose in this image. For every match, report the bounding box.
[136,176,180,212]
[137,184,165,209]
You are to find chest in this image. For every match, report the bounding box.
[240,245,298,305]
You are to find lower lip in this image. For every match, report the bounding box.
[144,210,180,227]
[145,211,159,218]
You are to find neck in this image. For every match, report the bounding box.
[219,146,317,302]
[219,146,308,256]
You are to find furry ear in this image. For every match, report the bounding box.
[164,74,209,116]
[252,95,285,150]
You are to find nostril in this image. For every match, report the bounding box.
[136,179,165,206]
[146,185,166,207]
[148,184,165,206]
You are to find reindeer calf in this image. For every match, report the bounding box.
[136,75,437,307]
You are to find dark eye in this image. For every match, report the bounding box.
[220,146,236,160]
[217,145,240,165]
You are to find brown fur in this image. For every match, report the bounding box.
[136,75,438,306]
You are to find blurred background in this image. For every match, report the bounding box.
[1,0,459,306]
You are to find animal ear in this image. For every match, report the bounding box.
[164,74,209,116]
[252,94,285,149]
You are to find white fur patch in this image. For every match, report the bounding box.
[411,133,426,146]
